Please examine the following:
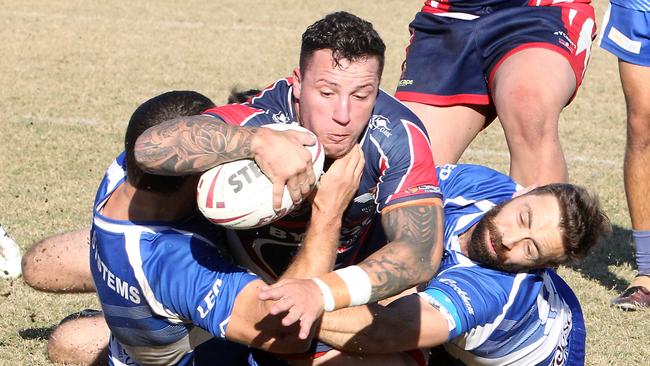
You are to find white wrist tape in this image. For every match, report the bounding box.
[312,278,336,311]
[334,265,372,306]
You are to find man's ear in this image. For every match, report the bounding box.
[292,67,302,100]
[512,185,538,198]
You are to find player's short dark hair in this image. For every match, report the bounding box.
[530,184,611,265]
[227,88,261,104]
[299,11,385,75]
[125,91,215,192]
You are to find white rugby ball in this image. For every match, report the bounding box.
[197,123,325,229]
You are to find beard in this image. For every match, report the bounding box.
[467,203,529,272]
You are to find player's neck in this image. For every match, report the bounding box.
[102,180,198,222]
[458,224,477,257]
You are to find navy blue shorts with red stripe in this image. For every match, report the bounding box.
[395,4,596,107]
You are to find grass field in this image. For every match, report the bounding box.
[0,0,647,365]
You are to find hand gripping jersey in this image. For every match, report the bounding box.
[203,78,441,281]
[90,153,259,366]
[418,164,586,366]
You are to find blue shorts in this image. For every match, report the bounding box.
[599,3,650,67]
[395,4,596,107]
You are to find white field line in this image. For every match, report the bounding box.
[17,114,621,168]
[0,10,297,33]
[464,148,620,167]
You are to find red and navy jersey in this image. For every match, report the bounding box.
[421,0,592,17]
[203,77,441,280]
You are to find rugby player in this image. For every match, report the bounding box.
[266,164,611,365]
[394,0,597,186]
[89,89,365,365]
[599,0,650,310]
[134,11,444,335]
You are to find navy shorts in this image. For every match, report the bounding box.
[395,4,596,107]
[599,3,650,67]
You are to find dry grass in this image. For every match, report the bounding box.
[0,0,647,365]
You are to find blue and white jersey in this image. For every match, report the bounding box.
[418,164,586,365]
[609,0,650,11]
[90,153,259,366]
[203,77,441,280]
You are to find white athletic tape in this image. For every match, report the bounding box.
[312,278,336,312]
[334,265,372,307]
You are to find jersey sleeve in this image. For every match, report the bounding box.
[371,115,441,212]
[418,266,513,340]
[203,78,297,128]
[145,234,258,339]
[437,164,518,205]
[203,104,266,127]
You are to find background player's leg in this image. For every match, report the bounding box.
[403,102,488,166]
[613,60,650,309]
[48,311,109,366]
[491,48,575,185]
[21,228,94,292]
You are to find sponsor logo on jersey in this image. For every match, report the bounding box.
[440,278,474,315]
[272,111,291,124]
[369,115,392,138]
[353,192,375,204]
[92,239,141,305]
[197,278,224,319]
[406,185,441,195]
[398,79,414,87]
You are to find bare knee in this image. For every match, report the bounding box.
[627,111,650,151]
[21,238,53,291]
[48,314,109,366]
[22,229,93,292]
[500,96,560,150]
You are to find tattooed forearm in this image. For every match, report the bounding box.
[134,115,258,175]
[359,203,443,301]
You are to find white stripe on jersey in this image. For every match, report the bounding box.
[368,134,390,208]
[93,216,185,324]
[105,159,126,193]
[124,228,186,324]
[456,273,526,350]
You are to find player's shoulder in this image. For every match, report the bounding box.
[437,164,516,202]
[361,89,431,153]
[371,89,425,128]
[437,164,509,183]
[203,77,296,127]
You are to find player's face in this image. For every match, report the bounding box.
[293,49,380,159]
[468,193,566,272]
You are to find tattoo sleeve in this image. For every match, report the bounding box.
[358,203,443,302]
[134,115,258,175]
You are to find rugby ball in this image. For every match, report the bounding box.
[197,123,325,229]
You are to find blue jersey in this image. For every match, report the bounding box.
[203,77,441,280]
[418,164,585,365]
[609,0,650,11]
[90,153,259,366]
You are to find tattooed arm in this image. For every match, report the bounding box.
[134,114,317,207]
[258,199,443,337]
[358,201,443,302]
[134,115,258,175]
